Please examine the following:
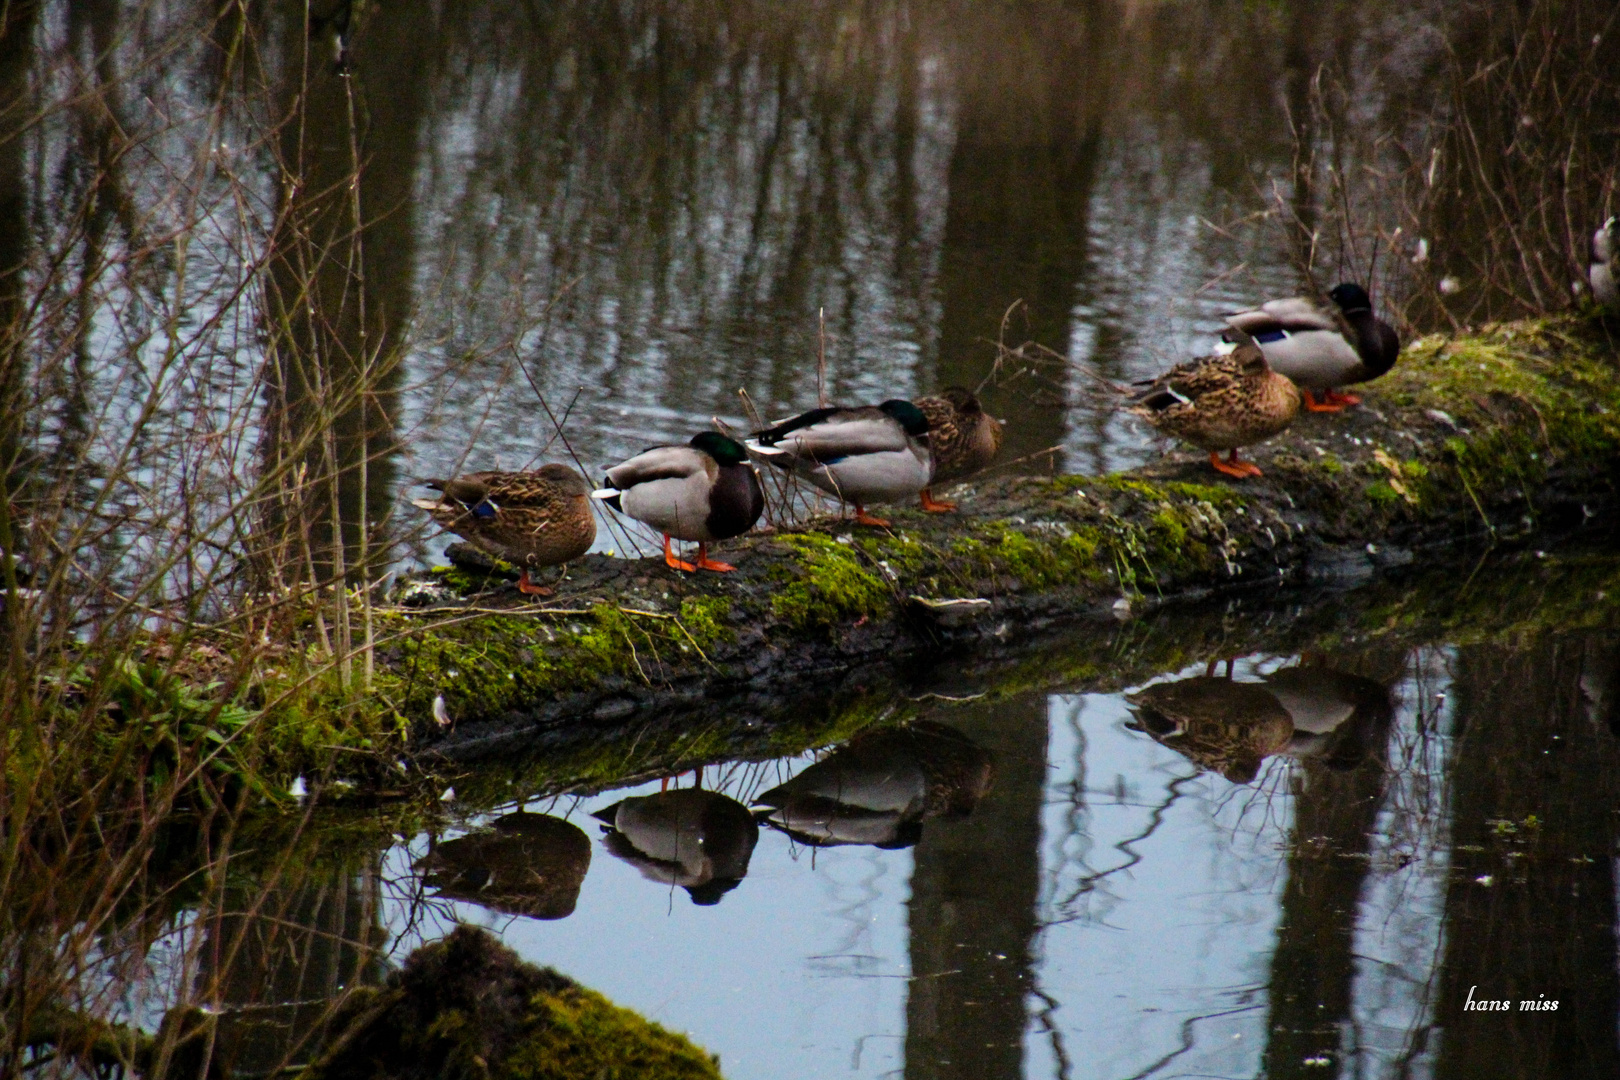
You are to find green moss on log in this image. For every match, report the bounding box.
[769,533,892,631]
[104,314,1620,797]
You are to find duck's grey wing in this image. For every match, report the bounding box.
[1225,297,1341,336]
[603,445,706,489]
[753,410,908,459]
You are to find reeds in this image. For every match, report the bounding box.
[0,7,472,1071]
[1264,0,1619,329]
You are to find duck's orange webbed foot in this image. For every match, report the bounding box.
[1321,389,1362,407]
[1208,450,1263,479]
[516,570,554,596]
[852,504,892,528]
[662,536,699,573]
[918,488,957,513]
[1302,390,1350,413]
[693,543,735,573]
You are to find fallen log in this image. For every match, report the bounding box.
[379,315,1620,763]
[422,540,1620,806]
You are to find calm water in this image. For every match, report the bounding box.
[12,0,1613,583]
[380,625,1616,1079]
[15,0,1544,573]
[72,549,1612,1080]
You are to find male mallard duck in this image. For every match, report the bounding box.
[1221,282,1400,411]
[592,789,759,906]
[751,722,994,849]
[1128,331,1301,479]
[411,463,596,595]
[592,431,764,573]
[745,399,931,527]
[1126,674,1295,785]
[1264,664,1394,770]
[913,386,1004,512]
[1591,217,1618,306]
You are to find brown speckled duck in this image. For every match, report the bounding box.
[415,811,591,919]
[411,463,596,595]
[1128,330,1301,479]
[914,387,1003,512]
[1126,672,1295,785]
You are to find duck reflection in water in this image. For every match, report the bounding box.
[1127,659,1393,782]
[752,721,995,849]
[592,788,759,906]
[1265,662,1394,770]
[416,811,591,919]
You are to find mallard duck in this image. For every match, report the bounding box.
[592,431,764,573]
[1128,331,1301,479]
[1126,674,1295,785]
[745,399,931,527]
[414,811,591,919]
[592,789,759,906]
[412,464,596,595]
[1264,664,1393,770]
[1591,218,1618,306]
[752,722,994,849]
[913,387,1004,512]
[1220,282,1400,412]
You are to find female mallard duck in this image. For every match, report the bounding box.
[411,463,595,594]
[1221,282,1400,411]
[1128,330,1300,479]
[913,386,1004,512]
[1126,672,1295,785]
[415,811,591,919]
[745,399,930,527]
[1591,217,1618,306]
[592,431,764,573]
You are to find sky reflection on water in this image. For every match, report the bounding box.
[369,630,1603,1080]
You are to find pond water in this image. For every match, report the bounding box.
[65,546,1615,1080]
[375,593,1616,1080]
[18,0,1613,586]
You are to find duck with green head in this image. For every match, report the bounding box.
[1220,282,1400,412]
[593,431,765,573]
[411,463,597,595]
[745,399,931,527]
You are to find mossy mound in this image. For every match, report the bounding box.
[303,925,722,1080]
